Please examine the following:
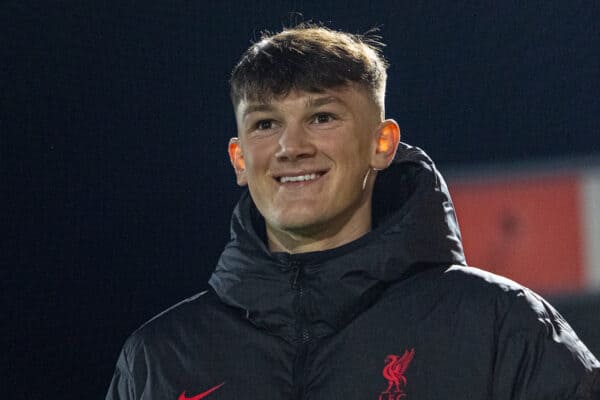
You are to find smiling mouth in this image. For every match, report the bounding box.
[275,171,327,184]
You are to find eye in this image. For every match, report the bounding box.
[313,113,334,124]
[256,119,274,130]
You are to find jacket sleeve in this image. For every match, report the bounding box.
[492,288,600,399]
[105,345,137,400]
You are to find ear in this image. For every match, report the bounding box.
[228,137,248,186]
[371,119,401,170]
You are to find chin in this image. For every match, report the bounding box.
[269,213,326,234]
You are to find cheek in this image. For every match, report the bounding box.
[242,149,273,193]
[243,140,276,167]
[240,150,264,175]
[336,144,372,171]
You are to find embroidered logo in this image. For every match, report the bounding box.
[179,382,225,400]
[379,349,415,400]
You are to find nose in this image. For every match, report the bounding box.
[275,123,316,161]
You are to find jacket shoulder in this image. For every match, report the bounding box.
[443,264,530,298]
[107,289,225,399]
[441,265,600,398]
[440,264,556,317]
[443,265,595,346]
[119,289,222,365]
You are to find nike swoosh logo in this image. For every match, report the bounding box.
[178,382,225,400]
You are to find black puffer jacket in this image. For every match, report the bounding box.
[106,143,600,400]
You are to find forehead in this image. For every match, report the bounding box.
[235,85,373,120]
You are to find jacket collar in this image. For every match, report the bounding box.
[209,143,466,342]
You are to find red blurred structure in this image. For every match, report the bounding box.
[449,167,600,295]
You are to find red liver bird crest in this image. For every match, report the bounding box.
[379,349,415,399]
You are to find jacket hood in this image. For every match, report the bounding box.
[209,143,466,342]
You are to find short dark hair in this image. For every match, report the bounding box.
[230,24,388,115]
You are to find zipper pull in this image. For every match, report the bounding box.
[289,261,302,289]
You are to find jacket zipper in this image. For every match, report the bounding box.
[290,260,310,400]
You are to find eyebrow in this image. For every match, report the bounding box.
[241,95,344,120]
[307,95,345,109]
[241,104,276,119]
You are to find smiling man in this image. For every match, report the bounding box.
[229,86,398,253]
[106,25,600,399]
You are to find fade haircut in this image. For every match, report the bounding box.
[230,24,389,117]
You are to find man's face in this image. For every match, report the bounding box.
[231,86,390,247]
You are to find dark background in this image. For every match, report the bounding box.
[3,1,599,398]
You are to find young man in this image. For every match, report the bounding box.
[107,25,600,399]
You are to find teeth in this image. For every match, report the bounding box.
[279,173,318,183]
